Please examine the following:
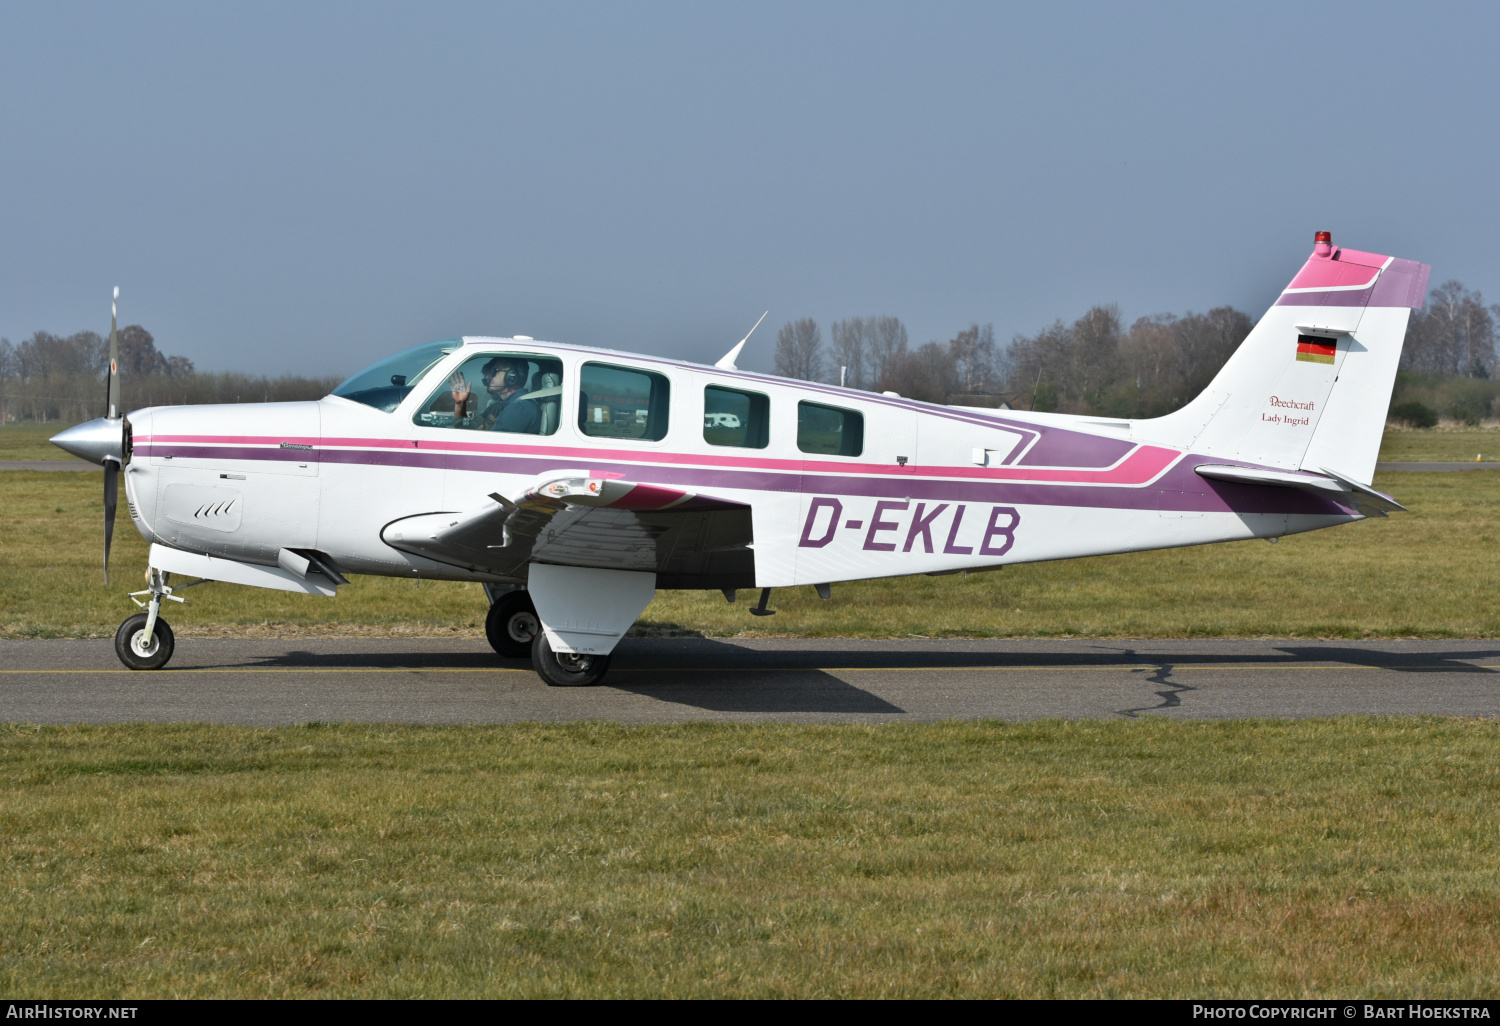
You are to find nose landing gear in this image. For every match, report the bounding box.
[115,611,175,671]
[115,568,196,670]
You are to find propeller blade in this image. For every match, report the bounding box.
[103,458,118,584]
[106,286,121,420]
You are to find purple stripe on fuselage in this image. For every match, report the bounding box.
[145,445,320,465]
[138,443,1347,515]
[1015,429,1135,468]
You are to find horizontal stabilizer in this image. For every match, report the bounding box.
[1194,463,1405,518]
[1317,466,1408,515]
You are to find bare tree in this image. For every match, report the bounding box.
[828,317,867,388]
[867,316,909,392]
[897,340,957,403]
[1403,281,1497,378]
[947,322,997,394]
[774,318,823,381]
[1109,307,1251,417]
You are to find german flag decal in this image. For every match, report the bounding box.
[1296,334,1337,364]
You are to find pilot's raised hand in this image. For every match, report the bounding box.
[449,371,472,417]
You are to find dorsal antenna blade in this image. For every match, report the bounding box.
[715,310,768,370]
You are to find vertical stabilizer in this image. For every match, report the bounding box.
[1133,232,1430,484]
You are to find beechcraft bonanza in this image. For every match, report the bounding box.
[52,233,1429,686]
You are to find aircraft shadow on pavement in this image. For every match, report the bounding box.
[192,638,1500,718]
[1272,645,1500,673]
[227,649,517,671]
[1097,643,1500,719]
[1091,643,1500,675]
[608,671,904,715]
[608,650,905,714]
[211,639,1500,676]
[225,643,904,715]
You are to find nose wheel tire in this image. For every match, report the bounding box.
[485,592,540,659]
[114,613,175,671]
[531,631,611,687]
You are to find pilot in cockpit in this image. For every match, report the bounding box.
[449,356,541,434]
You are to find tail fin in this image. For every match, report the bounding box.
[1135,232,1430,484]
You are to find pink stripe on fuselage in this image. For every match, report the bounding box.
[136,434,1180,486]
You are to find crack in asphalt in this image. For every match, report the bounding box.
[1112,647,1197,718]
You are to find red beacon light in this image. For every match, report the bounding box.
[1314,229,1334,257]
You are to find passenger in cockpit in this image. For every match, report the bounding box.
[449,357,541,434]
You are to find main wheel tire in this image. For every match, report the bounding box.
[530,631,611,687]
[114,612,175,671]
[485,591,540,659]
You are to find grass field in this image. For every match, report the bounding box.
[0,422,76,460]
[3,465,1498,639]
[1378,425,1500,462]
[0,718,1495,998]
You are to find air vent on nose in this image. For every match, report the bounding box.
[161,484,243,533]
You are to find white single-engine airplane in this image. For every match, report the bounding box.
[53,232,1429,686]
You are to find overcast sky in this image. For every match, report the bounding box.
[2,1,1496,378]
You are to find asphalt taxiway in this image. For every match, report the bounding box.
[1,637,1496,724]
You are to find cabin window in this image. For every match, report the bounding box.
[413,353,564,435]
[332,339,458,413]
[579,363,671,441]
[703,386,769,449]
[797,401,863,456]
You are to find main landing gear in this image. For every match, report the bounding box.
[483,585,607,684]
[484,589,540,659]
[115,568,185,670]
[530,632,611,687]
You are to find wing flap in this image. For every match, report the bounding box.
[380,472,755,584]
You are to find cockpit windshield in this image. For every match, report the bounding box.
[330,339,459,412]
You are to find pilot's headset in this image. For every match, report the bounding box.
[485,359,527,390]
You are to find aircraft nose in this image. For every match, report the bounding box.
[50,417,124,465]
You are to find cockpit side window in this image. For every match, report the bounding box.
[579,363,670,441]
[332,339,459,413]
[413,354,564,435]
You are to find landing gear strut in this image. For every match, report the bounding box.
[115,568,181,670]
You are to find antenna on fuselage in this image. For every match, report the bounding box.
[715,310,768,371]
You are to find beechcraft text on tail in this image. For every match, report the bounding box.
[50,232,1430,686]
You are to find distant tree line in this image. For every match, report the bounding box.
[772,279,1500,425]
[0,327,339,424]
[774,307,1252,418]
[8,279,1498,427]
[1388,281,1500,426]
[774,316,1002,406]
